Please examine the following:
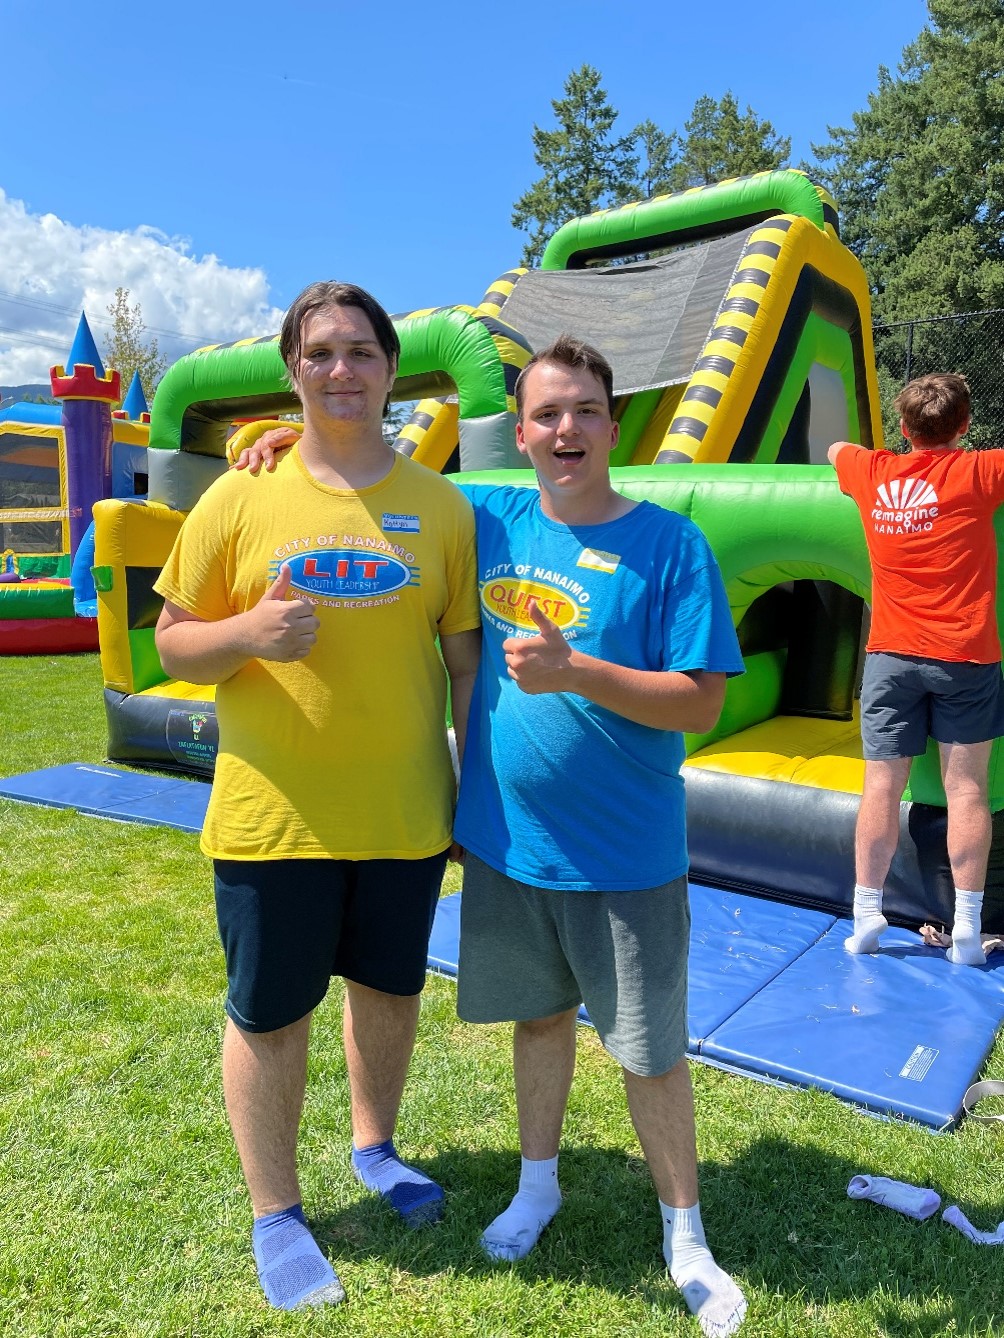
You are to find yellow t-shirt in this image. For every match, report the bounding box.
[155,448,480,860]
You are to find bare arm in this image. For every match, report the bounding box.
[155,565,319,684]
[440,628,481,765]
[232,425,301,473]
[827,440,852,467]
[502,602,726,734]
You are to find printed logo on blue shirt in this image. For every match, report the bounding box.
[382,513,421,533]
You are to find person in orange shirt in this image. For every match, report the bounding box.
[829,373,1004,966]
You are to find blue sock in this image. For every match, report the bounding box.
[351,1139,444,1227]
[251,1204,345,1310]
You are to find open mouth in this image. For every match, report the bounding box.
[554,447,585,461]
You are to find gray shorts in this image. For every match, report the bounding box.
[456,854,690,1078]
[860,652,1004,759]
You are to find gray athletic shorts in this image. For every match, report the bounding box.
[456,854,690,1078]
[860,652,1004,759]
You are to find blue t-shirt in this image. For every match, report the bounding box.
[454,484,744,890]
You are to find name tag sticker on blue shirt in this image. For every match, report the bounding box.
[577,547,620,574]
[383,513,420,533]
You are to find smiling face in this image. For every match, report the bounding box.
[293,303,397,438]
[515,359,620,521]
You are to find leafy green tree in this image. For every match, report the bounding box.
[511,65,639,265]
[672,92,790,190]
[103,287,168,403]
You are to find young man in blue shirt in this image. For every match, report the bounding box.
[453,337,746,1338]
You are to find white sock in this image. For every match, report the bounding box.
[847,1174,941,1220]
[481,1154,562,1262]
[845,884,888,954]
[948,889,986,966]
[662,1201,746,1337]
[943,1204,1004,1244]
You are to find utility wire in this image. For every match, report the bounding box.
[0,288,217,345]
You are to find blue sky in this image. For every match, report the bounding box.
[2,0,930,382]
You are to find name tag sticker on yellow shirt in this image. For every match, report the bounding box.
[383,513,420,533]
[577,547,620,574]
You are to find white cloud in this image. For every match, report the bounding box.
[0,188,285,386]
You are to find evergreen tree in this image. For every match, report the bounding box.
[632,119,679,199]
[511,65,639,265]
[812,0,1004,444]
[103,288,168,403]
[813,0,1004,321]
[672,92,790,190]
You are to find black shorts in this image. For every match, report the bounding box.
[860,652,1004,760]
[214,853,448,1033]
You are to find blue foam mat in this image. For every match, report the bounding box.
[686,883,834,1046]
[0,763,210,834]
[702,920,1004,1129]
[8,766,1003,1127]
[428,887,1004,1128]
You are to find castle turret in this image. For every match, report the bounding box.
[50,312,120,556]
[113,369,151,424]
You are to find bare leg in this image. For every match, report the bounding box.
[342,980,421,1145]
[623,1055,698,1207]
[847,757,913,953]
[343,981,444,1224]
[855,757,913,890]
[940,740,992,965]
[627,1057,746,1336]
[940,741,993,892]
[514,1009,578,1159]
[481,1009,576,1261]
[222,1013,311,1217]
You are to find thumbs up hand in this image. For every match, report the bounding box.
[246,563,320,661]
[501,600,574,694]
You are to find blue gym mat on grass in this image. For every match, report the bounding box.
[6,764,1004,1128]
[701,920,1004,1129]
[0,762,210,834]
[428,886,1004,1130]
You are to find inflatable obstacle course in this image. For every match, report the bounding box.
[88,170,1004,930]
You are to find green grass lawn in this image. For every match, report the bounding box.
[1,653,1002,1337]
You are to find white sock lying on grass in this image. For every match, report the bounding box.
[846,1174,941,1220]
[948,889,986,966]
[481,1154,561,1262]
[845,884,888,954]
[662,1201,747,1337]
[943,1205,1004,1244]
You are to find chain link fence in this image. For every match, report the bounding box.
[872,308,1004,450]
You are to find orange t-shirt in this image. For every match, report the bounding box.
[835,444,1004,663]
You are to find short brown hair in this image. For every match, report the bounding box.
[894,372,971,445]
[279,280,400,387]
[515,334,616,420]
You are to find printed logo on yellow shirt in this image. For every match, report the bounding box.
[274,547,418,604]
